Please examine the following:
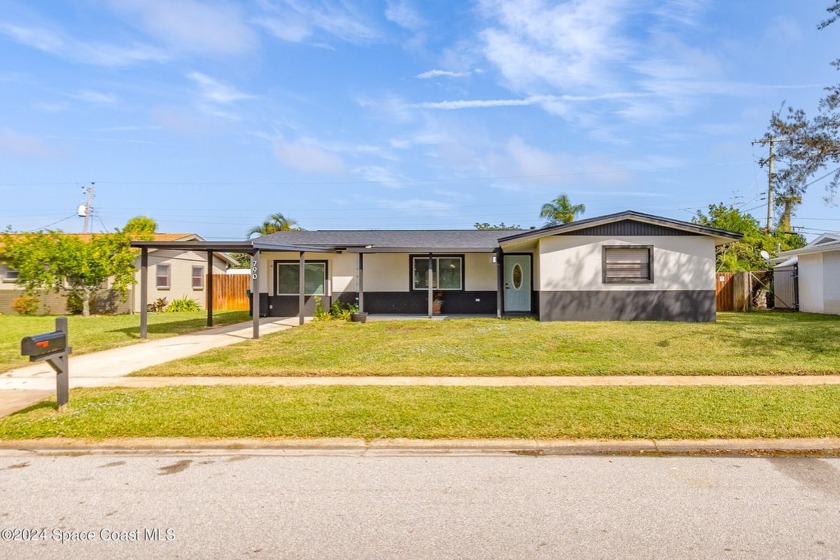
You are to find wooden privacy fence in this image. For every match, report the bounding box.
[715,272,735,311]
[716,271,775,312]
[211,274,250,311]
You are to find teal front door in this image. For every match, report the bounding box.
[504,255,531,312]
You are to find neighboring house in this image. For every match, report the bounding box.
[777,233,840,315]
[234,211,739,322]
[133,233,235,312]
[0,233,235,314]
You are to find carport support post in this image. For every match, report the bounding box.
[140,247,148,339]
[358,253,365,313]
[206,250,214,328]
[427,253,433,319]
[299,252,305,326]
[251,250,260,339]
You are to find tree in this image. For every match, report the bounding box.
[692,203,806,272]
[539,194,585,226]
[122,216,158,236]
[763,2,840,213]
[473,222,523,230]
[0,231,136,316]
[247,213,301,238]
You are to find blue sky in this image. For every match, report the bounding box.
[0,0,838,240]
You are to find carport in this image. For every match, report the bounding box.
[129,239,332,339]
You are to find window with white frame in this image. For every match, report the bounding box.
[412,256,462,290]
[156,263,171,289]
[275,262,326,295]
[603,246,653,283]
[192,266,205,290]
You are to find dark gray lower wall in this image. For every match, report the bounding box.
[539,290,716,322]
[361,291,497,314]
[256,291,498,316]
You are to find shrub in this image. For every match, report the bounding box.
[313,296,330,321]
[147,297,168,313]
[165,296,200,313]
[12,294,39,315]
[313,296,358,321]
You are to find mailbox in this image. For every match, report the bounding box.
[21,331,67,359]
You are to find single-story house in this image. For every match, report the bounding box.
[777,232,840,315]
[0,233,235,314]
[131,210,741,337]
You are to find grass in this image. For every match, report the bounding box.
[2,385,840,440]
[134,312,840,377]
[0,311,251,373]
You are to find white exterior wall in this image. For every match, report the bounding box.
[256,251,498,294]
[537,236,716,291]
[257,252,359,295]
[363,254,408,292]
[465,253,498,291]
[824,251,840,314]
[133,250,227,311]
[798,254,824,313]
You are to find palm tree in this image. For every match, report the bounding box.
[539,194,585,226]
[247,213,301,238]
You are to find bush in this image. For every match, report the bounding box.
[165,296,201,313]
[313,296,358,321]
[11,294,39,315]
[147,297,167,313]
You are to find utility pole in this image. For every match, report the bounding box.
[751,137,788,232]
[77,183,95,233]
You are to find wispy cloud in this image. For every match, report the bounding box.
[414,92,648,110]
[374,198,455,217]
[188,72,256,104]
[0,128,52,158]
[355,165,409,188]
[478,0,633,92]
[73,90,118,104]
[106,0,256,55]
[273,138,347,175]
[385,0,426,31]
[0,21,168,66]
[416,69,472,79]
[256,0,381,45]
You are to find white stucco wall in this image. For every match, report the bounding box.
[256,251,499,294]
[537,236,716,292]
[822,251,840,314]
[363,254,408,292]
[465,253,498,291]
[798,253,824,314]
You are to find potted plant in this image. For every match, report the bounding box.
[432,290,444,315]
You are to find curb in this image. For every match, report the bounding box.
[2,437,840,457]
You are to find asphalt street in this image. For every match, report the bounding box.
[1,452,838,559]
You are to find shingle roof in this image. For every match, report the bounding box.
[255,229,523,252]
[499,210,742,245]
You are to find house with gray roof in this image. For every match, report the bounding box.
[246,211,740,322]
[131,210,741,333]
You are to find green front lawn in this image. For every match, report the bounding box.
[135,312,840,377]
[2,385,839,440]
[0,311,251,373]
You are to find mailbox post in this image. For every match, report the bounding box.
[21,317,72,411]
